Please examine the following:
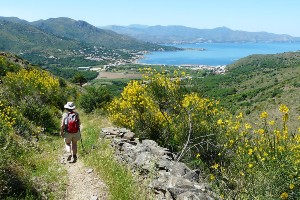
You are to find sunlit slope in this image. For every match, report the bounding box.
[194,51,300,127]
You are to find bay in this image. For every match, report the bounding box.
[138,43,300,66]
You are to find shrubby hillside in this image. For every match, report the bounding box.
[106,52,300,199]
[0,52,79,198]
[193,51,300,130]
[31,17,171,50]
[2,50,300,199]
[0,52,145,199]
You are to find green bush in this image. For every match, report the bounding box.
[47,67,98,82]
[79,86,112,113]
[71,73,87,86]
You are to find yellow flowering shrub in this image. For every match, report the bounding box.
[109,70,183,144]
[212,104,300,199]
[4,69,60,102]
[108,69,223,160]
[0,100,17,131]
[108,79,170,143]
[176,93,223,161]
[2,68,70,133]
[0,99,19,149]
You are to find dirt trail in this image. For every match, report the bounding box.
[61,155,109,200]
[60,125,109,200]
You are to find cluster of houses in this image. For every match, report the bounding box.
[180,64,227,74]
[69,46,227,75]
[77,46,147,66]
[77,64,227,76]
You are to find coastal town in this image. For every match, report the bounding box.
[179,64,226,74]
[75,46,227,75]
[82,60,227,75]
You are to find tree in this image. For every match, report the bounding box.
[71,73,87,86]
[79,86,111,113]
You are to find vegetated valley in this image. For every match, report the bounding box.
[1,17,300,199]
[0,16,179,85]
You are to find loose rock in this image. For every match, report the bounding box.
[101,127,218,200]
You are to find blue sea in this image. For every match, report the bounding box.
[138,43,300,66]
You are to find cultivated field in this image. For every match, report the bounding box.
[96,71,142,79]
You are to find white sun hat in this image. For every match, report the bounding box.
[64,102,76,110]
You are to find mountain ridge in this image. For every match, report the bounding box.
[31,17,165,50]
[0,16,177,67]
[0,16,170,51]
[101,24,300,44]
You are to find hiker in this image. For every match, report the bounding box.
[60,102,81,162]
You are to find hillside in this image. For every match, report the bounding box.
[0,18,114,67]
[31,17,172,51]
[0,17,178,67]
[104,51,300,199]
[2,50,300,199]
[101,24,300,43]
[0,19,80,52]
[192,51,300,129]
[0,53,150,199]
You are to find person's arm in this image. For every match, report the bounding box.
[77,113,81,129]
[60,113,66,136]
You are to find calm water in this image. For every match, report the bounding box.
[138,43,300,66]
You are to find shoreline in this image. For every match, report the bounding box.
[133,52,226,68]
[134,60,227,68]
[131,60,227,74]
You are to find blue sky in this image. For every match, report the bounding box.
[1,0,299,36]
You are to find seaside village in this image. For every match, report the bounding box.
[78,63,227,75]
[78,50,227,75]
[66,45,227,75]
[179,64,226,74]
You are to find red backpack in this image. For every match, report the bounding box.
[65,112,80,133]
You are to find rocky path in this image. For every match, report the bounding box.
[61,154,109,200]
[60,125,109,200]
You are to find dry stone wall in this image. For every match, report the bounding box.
[100,127,219,200]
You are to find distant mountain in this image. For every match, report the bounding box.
[0,17,177,67]
[0,18,103,67]
[101,25,300,44]
[0,18,80,53]
[0,16,29,25]
[31,17,170,50]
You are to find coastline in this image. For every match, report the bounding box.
[135,42,300,67]
[133,59,227,74]
[133,51,226,70]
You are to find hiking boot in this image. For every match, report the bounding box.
[73,155,77,162]
[67,155,72,161]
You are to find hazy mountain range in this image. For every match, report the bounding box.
[1,16,299,67]
[101,24,300,44]
[0,17,170,51]
[30,18,167,50]
[0,17,176,66]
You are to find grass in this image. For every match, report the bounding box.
[0,133,68,199]
[79,110,154,200]
[28,134,68,199]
